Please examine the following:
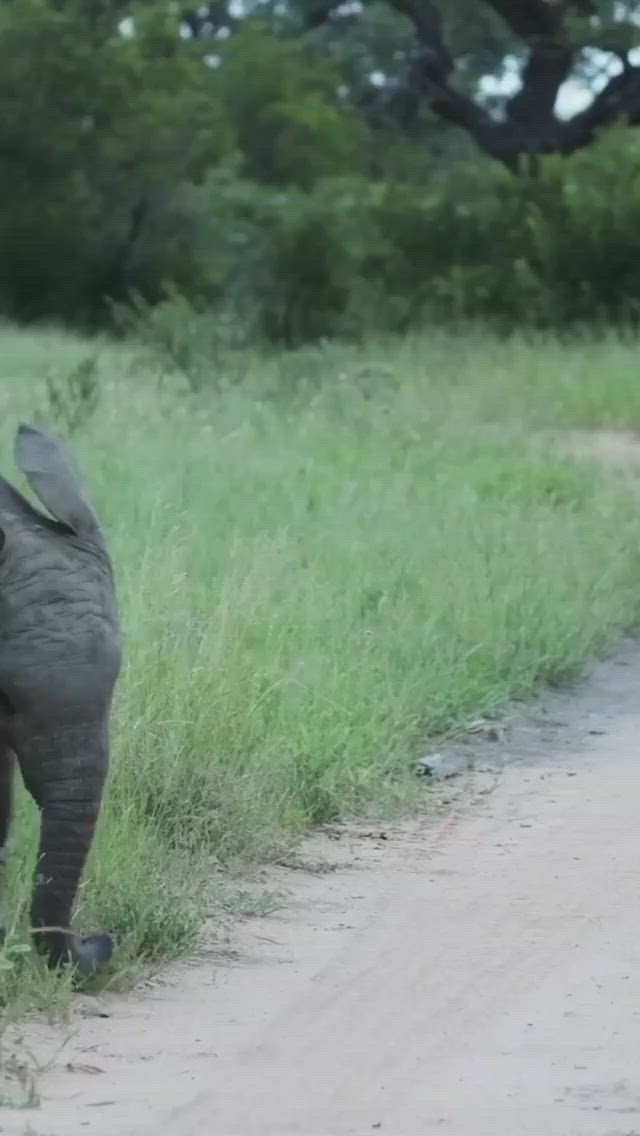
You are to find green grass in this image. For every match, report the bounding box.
[1,322,640,1015]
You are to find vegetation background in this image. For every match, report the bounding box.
[2,1,640,342]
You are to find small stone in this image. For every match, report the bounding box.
[417,753,471,780]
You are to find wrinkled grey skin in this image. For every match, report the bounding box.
[0,423,121,975]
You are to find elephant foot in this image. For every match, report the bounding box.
[68,932,113,978]
[33,929,113,977]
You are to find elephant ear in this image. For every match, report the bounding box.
[14,423,98,535]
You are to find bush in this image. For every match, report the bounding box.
[133,129,640,346]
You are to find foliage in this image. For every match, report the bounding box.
[120,128,640,344]
[0,0,639,332]
[0,0,234,321]
[111,286,253,391]
[216,22,367,188]
[34,357,101,435]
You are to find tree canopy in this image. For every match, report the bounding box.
[0,0,639,333]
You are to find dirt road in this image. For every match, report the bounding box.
[4,639,640,1136]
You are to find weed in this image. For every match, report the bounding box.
[34,356,100,435]
[111,288,250,393]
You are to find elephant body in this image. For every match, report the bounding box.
[0,424,121,973]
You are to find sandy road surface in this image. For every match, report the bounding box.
[4,640,640,1136]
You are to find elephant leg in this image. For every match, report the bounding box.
[18,735,112,976]
[0,743,15,940]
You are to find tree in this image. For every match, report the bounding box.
[214,23,367,188]
[294,0,640,169]
[0,0,235,318]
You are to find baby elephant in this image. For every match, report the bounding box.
[0,423,121,975]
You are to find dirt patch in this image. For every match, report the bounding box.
[554,427,640,470]
[2,639,640,1135]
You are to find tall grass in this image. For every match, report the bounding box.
[1,323,640,1012]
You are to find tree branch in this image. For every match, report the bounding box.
[560,63,640,152]
[302,0,342,30]
[383,0,526,167]
[380,0,640,167]
[507,42,574,128]
[482,1,563,39]
[289,0,640,168]
[482,1,596,39]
